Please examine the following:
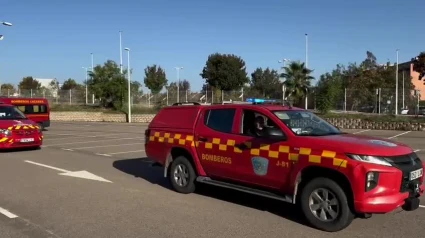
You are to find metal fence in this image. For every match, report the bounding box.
[1,87,421,115]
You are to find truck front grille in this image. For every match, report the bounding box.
[385,153,423,194]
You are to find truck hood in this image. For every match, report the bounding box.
[307,133,412,156]
[0,119,37,129]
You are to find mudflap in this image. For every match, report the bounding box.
[402,197,420,211]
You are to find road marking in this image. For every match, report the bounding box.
[96,153,112,157]
[0,207,18,219]
[353,129,370,134]
[42,137,144,147]
[387,131,411,139]
[24,160,112,183]
[61,148,74,151]
[414,149,421,152]
[420,205,425,208]
[67,142,144,150]
[24,160,69,173]
[44,133,130,140]
[101,150,145,155]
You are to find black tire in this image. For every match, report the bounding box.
[168,156,196,194]
[299,177,354,232]
[37,123,44,131]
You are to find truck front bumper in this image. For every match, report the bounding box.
[355,183,424,213]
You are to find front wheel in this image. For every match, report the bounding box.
[300,177,355,232]
[168,156,196,194]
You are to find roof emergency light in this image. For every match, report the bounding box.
[246,98,278,104]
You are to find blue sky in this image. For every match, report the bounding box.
[1,0,424,92]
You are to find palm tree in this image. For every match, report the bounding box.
[281,61,314,106]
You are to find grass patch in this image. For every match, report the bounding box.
[317,113,425,123]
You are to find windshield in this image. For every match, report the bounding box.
[0,106,27,120]
[272,110,342,136]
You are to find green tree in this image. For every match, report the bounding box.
[143,64,167,94]
[87,60,128,109]
[200,53,249,91]
[0,83,15,95]
[250,67,281,98]
[281,61,314,106]
[18,76,41,90]
[61,78,82,90]
[412,52,425,82]
[168,79,191,91]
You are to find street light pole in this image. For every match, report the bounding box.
[175,67,183,103]
[402,71,405,109]
[82,67,91,105]
[91,53,94,70]
[0,21,13,95]
[305,33,309,110]
[395,49,399,115]
[125,48,131,123]
[278,59,290,102]
[119,31,123,74]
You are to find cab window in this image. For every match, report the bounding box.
[240,109,283,137]
[204,108,236,133]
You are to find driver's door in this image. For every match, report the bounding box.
[231,108,293,190]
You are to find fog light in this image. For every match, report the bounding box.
[366,171,379,192]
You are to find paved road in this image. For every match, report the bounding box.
[0,122,424,238]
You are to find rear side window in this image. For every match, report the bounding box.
[204,108,235,133]
[17,104,47,114]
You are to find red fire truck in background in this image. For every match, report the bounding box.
[0,97,50,130]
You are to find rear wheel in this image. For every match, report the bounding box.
[37,123,44,131]
[169,155,196,194]
[300,177,354,232]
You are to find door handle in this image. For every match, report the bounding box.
[198,136,208,142]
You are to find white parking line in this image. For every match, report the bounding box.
[353,129,370,134]
[420,205,425,208]
[387,131,411,139]
[42,137,144,147]
[96,153,112,157]
[44,133,134,140]
[102,150,145,155]
[66,142,144,150]
[414,149,421,152]
[0,207,18,218]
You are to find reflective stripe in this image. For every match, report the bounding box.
[149,131,348,168]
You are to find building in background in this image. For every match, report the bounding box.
[34,78,58,98]
[397,62,425,100]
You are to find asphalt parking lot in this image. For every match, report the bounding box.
[0,122,425,238]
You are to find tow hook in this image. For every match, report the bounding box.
[359,213,372,219]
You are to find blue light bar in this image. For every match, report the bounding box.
[246,98,279,103]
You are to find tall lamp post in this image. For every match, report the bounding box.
[119,31,123,74]
[82,67,91,105]
[278,59,290,102]
[305,33,309,110]
[0,21,13,95]
[175,67,183,103]
[395,49,399,115]
[125,47,131,123]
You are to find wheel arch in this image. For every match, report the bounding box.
[164,146,203,177]
[294,166,355,211]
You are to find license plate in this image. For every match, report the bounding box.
[20,138,34,143]
[410,168,423,180]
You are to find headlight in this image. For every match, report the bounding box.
[0,129,12,137]
[347,154,392,167]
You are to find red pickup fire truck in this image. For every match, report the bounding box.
[0,103,43,150]
[144,98,424,232]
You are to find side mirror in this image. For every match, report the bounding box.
[264,128,286,140]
